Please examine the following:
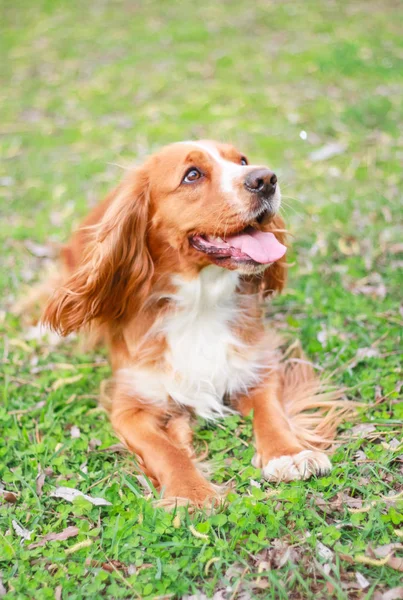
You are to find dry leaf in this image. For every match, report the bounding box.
[381,588,403,600]
[70,426,81,439]
[388,243,403,255]
[351,423,377,437]
[386,556,403,572]
[55,586,62,600]
[382,438,402,451]
[136,475,153,492]
[25,324,64,346]
[94,443,126,453]
[374,543,403,558]
[28,526,80,549]
[51,486,112,506]
[317,542,334,562]
[88,438,102,451]
[355,571,370,589]
[372,543,403,572]
[24,240,56,258]
[36,470,46,497]
[0,575,6,598]
[268,541,300,569]
[250,479,261,488]
[348,273,387,299]
[375,589,403,600]
[1,491,17,504]
[12,520,32,541]
[309,142,346,162]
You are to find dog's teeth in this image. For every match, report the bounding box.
[209,236,223,243]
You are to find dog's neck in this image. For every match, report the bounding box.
[171,265,240,312]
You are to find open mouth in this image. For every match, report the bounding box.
[189,226,286,264]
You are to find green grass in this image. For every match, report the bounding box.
[1,0,402,598]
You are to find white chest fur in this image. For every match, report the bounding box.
[118,266,264,418]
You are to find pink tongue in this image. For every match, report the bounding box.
[225,227,286,264]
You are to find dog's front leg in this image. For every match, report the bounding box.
[237,372,332,482]
[110,391,217,506]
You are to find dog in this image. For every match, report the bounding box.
[33,140,349,506]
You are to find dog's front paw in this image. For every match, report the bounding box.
[161,479,222,509]
[260,450,332,483]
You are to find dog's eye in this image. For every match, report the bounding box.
[240,156,248,166]
[183,168,202,183]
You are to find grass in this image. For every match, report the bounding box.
[0,0,402,598]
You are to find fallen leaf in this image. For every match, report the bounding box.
[24,240,57,258]
[268,541,300,569]
[309,142,346,162]
[386,556,403,572]
[12,520,32,541]
[317,542,334,563]
[88,438,102,451]
[70,425,81,439]
[36,470,46,497]
[28,526,80,549]
[250,479,261,488]
[371,544,403,573]
[347,273,387,299]
[381,588,403,600]
[85,558,129,574]
[0,577,5,598]
[94,443,126,453]
[374,543,403,558]
[388,243,403,255]
[351,423,377,437]
[1,491,17,504]
[55,586,62,600]
[314,491,364,513]
[382,438,402,451]
[25,324,64,346]
[136,475,153,493]
[51,486,112,506]
[355,571,370,589]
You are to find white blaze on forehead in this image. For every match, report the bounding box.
[176,141,281,213]
[177,140,246,200]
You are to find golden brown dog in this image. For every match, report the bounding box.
[36,140,348,505]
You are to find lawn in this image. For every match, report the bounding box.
[1,0,402,598]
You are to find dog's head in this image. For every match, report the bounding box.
[44,140,287,334]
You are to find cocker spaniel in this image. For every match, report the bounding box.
[35,140,348,505]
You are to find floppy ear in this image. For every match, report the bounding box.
[254,214,288,296]
[43,168,153,335]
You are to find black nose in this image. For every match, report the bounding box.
[244,168,277,196]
